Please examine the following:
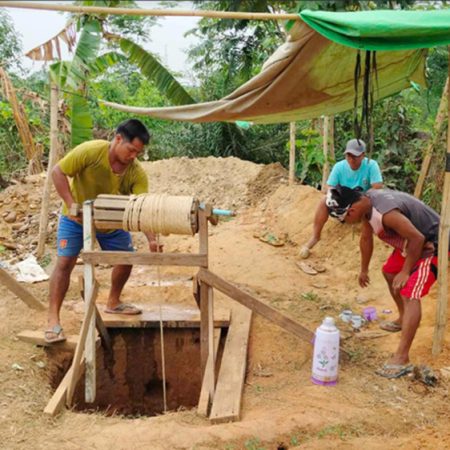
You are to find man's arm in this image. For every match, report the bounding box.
[359,220,374,287]
[144,232,163,253]
[382,210,425,291]
[370,182,383,189]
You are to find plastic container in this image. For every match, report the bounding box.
[363,306,377,321]
[311,317,340,386]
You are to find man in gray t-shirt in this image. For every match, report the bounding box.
[325,185,447,379]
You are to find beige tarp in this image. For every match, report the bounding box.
[102,21,426,124]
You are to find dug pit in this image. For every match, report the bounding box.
[46,307,229,416]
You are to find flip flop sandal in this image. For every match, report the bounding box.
[44,324,66,344]
[313,264,326,273]
[379,321,402,332]
[296,261,318,275]
[105,303,142,315]
[375,363,414,379]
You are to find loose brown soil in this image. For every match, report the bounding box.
[0,157,449,450]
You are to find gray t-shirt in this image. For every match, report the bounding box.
[366,189,447,256]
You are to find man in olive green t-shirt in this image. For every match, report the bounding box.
[46,119,160,343]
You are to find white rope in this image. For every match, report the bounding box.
[122,194,195,235]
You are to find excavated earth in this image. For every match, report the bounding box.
[0,156,449,450]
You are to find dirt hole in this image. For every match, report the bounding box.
[47,328,205,416]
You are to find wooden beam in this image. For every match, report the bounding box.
[432,49,450,355]
[94,209,124,221]
[66,280,99,407]
[0,267,45,310]
[17,330,99,351]
[0,2,300,21]
[197,269,314,342]
[210,306,252,424]
[414,77,448,199]
[321,116,330,192]
[198,328,221,416]
[94,221,123,230]
[82,251,207,267]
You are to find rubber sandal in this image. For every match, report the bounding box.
[375,363,414,379]
[44,324,66,344]
[379,321,402,332]
[296,261,318,275]
[105,303,142,315]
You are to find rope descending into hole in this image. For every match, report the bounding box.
[122,194,197,235]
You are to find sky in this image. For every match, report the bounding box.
[5,1,200,76]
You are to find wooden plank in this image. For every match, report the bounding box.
[0,267,46,310]
[93,209,124,221]
[198,328,221,416]
[99,305,230,328]
[78,275,112,354]
[17,330,99,350]
[198,269,314,343]
[210,306,252,423]
[82,251,207,267]
[96,194,130,200]
[66,280,99,406]
[94,198,128,209]
[200,282,209,374]
[95,221,123,230]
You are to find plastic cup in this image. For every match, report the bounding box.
[363,306,377,321]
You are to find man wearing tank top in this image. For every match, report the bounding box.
[325,185,448,379]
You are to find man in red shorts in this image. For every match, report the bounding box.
[325,185,447,378]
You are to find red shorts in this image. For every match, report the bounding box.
[382,249,437,300]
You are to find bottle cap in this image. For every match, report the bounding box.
[321,316,337,331]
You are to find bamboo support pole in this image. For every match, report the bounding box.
[321,116,330,192]
[432,50,450,356]
[36,81,59,258]
[0,1,299,20]
[289,122,296,186]
[414,77,449,199]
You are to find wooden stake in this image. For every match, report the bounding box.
[0,1,299,20]
[36,80,59,258]
[321,116,330,192]
[289,122,296,186]
[414,77,449,199]
[432,50,450,355]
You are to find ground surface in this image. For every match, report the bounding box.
[0,156,449,450]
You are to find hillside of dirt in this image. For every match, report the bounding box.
[0,156,449,450]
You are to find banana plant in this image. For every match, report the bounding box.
[47,1,195,147]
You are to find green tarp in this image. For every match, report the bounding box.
[103,9,449,124]
[299,9,450,51]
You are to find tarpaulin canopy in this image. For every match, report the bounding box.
[102,9,450,124]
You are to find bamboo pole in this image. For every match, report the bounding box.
[329,115,335,162]
[289,122,296,185]
[432,49,450,356]
[414,78,449,199]
[36,81,59,258]
[0,1,300,20]
[321,116,330,192]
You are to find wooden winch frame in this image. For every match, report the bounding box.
[46,195,314,419]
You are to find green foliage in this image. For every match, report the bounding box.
[292,127,324,187]
[0,10,22,72]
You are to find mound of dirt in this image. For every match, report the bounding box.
[246,162,289,205]
[142,156,263,210]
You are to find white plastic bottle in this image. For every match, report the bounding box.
[311,316,340,386]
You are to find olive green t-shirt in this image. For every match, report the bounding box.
[58,140,148,215]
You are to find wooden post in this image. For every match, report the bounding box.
[432,51,450,355]
[289,122,296,186]
[83,200,97,401]
[36,80,59,258]
[329,115,335,163]
[414,77,448,199]
[0,267,45,310]
[321,116,330,192]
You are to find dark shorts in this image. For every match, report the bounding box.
[57,215,133,257]
[382,249,437,300]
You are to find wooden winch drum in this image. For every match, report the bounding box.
[93,194,199,235]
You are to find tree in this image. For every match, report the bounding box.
[0,9,22,72]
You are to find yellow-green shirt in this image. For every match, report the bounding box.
[58,140,148,215]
